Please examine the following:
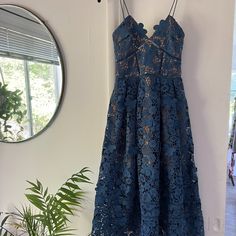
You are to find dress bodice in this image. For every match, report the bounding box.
[112,15,185,78]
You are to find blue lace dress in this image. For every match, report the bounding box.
[92,12,205,236]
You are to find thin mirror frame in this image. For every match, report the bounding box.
[0,4,66,143]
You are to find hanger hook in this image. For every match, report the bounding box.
[97,0,102,2]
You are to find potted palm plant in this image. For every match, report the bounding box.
[0,167,91,236]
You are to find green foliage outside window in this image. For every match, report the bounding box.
[0,82,26,141]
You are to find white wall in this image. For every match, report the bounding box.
[0,0,235,236]
[0,1,108,235]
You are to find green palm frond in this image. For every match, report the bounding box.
[0,214,15,236]
[0,167,92,236]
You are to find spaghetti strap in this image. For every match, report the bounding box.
[168,0,179,17]
[120,0,130,19]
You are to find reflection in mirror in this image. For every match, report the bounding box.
[0,5,64,142]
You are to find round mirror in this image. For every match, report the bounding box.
[0,5,64,142]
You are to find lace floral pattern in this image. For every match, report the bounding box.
[92,14,204,236]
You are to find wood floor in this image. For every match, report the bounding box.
[225,177,236,236]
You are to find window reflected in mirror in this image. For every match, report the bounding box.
[0,5,64,142]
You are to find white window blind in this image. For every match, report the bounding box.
[0,7,59,65]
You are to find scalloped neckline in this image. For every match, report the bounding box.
[131,14,171,39]
[114,14,185,40]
